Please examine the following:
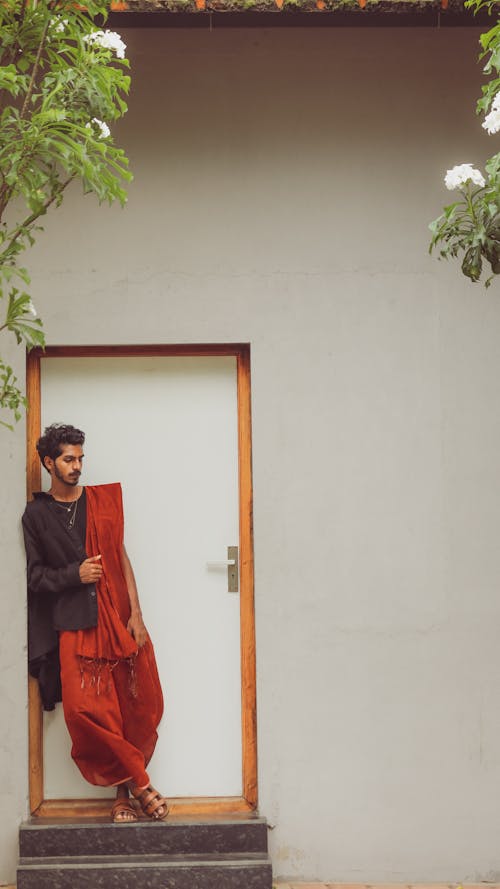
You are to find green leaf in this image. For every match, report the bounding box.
[462,245,483,282]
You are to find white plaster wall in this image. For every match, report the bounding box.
[0,336,28,881]
[2,22,500,883]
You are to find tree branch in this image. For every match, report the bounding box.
[0,175,75,266]
[20,15,50,121]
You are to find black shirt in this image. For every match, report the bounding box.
[22,490,99,709]
[51,488,87,547]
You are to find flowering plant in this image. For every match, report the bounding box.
[429,0,500,287]
[0,2,131,428]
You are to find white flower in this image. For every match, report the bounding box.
[481,91,500,133]
[444,163,485,191]
[84,29,126,59]
[492,91,500,112]
[86,118,111,139]
[52,18,68,33]
[483,108,500,134]
[26,300,37,318]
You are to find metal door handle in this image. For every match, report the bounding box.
[206,546,239,593]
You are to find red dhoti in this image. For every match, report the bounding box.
[58,484,164,787]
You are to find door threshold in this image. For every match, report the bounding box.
[32,796,256,819]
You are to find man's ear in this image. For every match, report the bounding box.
[43,456,53,473]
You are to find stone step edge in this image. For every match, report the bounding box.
[18,854,272,870]
[20,817,268,830]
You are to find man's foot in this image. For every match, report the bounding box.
[112,785,138,823]
[129,783,169,820]
[112,797,138,823]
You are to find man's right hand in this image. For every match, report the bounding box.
[79,555,103,583]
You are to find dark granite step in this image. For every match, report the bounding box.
[19,816,269,858]
[17,851,273,889]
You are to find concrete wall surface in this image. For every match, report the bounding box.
[1,22,500,884]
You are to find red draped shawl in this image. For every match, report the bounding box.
[76,483,138,665]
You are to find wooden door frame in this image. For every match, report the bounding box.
[26,343,257,818]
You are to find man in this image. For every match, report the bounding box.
[22,423,168,822]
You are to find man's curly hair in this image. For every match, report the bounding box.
[36,423,85,472]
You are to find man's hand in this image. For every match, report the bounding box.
[79,555,103,584]
[126,610,148,647]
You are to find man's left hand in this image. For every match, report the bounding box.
[126,611,148,647]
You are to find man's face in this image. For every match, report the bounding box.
[45,444,84,487]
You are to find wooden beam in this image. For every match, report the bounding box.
[34,795,254,818]
[237,347,258,809]
[26,349,41,501]
[26,349,43,815]
[32,344,250,359]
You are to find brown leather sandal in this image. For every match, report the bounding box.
[131,785,169,820]
[112,797,138,823]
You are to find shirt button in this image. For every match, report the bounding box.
[90,590,96,598]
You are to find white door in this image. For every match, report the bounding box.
[40,355,242,799]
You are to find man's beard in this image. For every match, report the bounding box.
[55,465,80,486]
